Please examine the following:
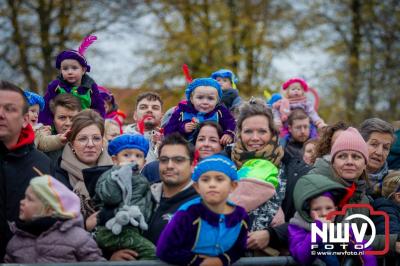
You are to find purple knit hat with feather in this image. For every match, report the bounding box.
[55,35,97,72]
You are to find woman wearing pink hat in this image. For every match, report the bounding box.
[310,127,400,255]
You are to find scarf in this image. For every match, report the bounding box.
[231,135,284,169]
[331,167,369,205]
[15,217,59,236]
[368,161,389,190]
[60,144,112,217]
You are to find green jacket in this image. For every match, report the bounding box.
[309,157,399,252]
[95,164,153,223]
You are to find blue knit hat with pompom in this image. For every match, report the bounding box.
[211,69,239,89]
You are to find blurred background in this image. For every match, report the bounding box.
[1,0,399,124]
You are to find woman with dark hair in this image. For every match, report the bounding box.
[54,109,112,220]
[142,121,225,183]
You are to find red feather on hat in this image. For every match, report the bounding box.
[182,64,193,83]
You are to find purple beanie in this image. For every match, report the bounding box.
[55,50,91,72]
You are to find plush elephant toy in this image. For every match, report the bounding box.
[105,205,148,235]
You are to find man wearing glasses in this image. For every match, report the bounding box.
[144,133,198,245]
[0,81,52,261]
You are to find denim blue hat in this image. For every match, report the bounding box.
[24,90,45,111]
[192,154,238,182]
[211,69,239,89]
[185,78,222,102]
[108,134,149,157]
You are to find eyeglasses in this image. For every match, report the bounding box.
[159,156,190,165]
[75,135,103,146]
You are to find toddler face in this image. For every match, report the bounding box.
[193,171,236,208]
[215,77,232,90]
[27,104,40,126]
[60,59,85,86]
[287,82,304,98]
[310,195,336,220]
[190,86,219,113]
[105,122,120,141]
[19,186,47,221]
[114,148,146,170]
[303,142,316,165]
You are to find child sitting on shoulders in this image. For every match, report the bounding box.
[157,154,249,266]
[272,77,326,133]
[211,69,242,111]
[94,134,156,259]
[164,78,236,144]
[39,35,105,126]
[24,90,69,152]
[5,175,104,263]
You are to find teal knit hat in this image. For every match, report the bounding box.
[192,154,237,181]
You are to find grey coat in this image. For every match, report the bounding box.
[4,217,105,263]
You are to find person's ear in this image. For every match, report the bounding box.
[133,111,138,122]
[230,181,238,192]
[394,192,400,204]
[288,125,293,134]
[192,182,200,194]
[22,112,30,128]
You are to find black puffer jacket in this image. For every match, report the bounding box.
[0,137,52,260]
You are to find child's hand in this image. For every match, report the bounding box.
[220,134,233,145]
[184,122,197,133]
[311,211,333,224]
[315,120,327,129]
[199,256,223,266]
[274,119,283,129]
[57,130,71,144]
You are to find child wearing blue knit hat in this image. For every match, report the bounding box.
[108,133,149,169]
[164,78,236,145]
[95,134,156,259]
[24,90,45,130]
[211,69,242,111]
[157,154,249,266]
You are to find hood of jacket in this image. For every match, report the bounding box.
[294,173,347,223]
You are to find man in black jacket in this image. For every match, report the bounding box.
[0,81,52,261]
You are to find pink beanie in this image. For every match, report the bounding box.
[282,77,309,92]
[330,127,369,163]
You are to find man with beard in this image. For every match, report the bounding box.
[144,133,198,245]
[124,92,163,162]
[283,108,313,161]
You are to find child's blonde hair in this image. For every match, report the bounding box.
[382,171,400,199]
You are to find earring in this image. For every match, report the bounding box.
[72,148,76,155]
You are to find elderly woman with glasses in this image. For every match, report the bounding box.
[54,109,112,221]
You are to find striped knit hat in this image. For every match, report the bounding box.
[30,175,80,219]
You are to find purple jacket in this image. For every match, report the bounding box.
[164,102,236,140]
[156,198,249,266]
[289,213,377,266]
[39,74,105,126]
[4,217,105,263]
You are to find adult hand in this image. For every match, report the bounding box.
[220,134,233,145]
[85,211,99,231]
[247,230,270,250]
[109,249,139,261]
[184,122,196,133]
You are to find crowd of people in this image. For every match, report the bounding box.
[0,35,400,266]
